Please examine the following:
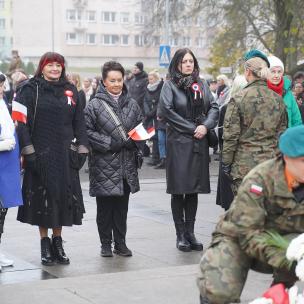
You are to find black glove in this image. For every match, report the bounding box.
[124,138,136,150]
[24,153,36,171]
[110,138,124,153]
[78,153,87,169]
[222,163,231,176]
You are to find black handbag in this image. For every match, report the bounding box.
[207,129,219,148]
[134,150,143,169]
[200,92,219,148]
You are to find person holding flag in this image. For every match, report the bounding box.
[0,74,23,272]
[159,48,219,252]
[85,61,142,258]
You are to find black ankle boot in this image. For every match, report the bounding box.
[52,236,70,264]
[101,240,113,257]
[174,223,191,252]
[113,240,132,257]
[185,221,203,251]
[41,237,55,266]
[200,295,210,304]
[154,158,166,169]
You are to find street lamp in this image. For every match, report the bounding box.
[51,0,54,52]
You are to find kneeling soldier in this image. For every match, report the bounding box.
[197,125,304,303]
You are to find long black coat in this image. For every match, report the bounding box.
[143,80,164,129]
[84,84,142,197]
[159,80,219,194]
[128,71,148,111]
[16,77,89,228]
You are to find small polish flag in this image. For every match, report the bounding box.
[250,184,263,195]
[12,100,27,124]
[128,123,155,141]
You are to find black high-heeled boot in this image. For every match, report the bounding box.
[185,220,203,251]
[174,222,191,252]
[52,236,70,265]
[41,237,55,266]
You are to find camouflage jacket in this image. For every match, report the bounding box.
[222,79,287,180]
[214,157,304,268]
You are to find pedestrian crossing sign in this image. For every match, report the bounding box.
[159,45,171,67]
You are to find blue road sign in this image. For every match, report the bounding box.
[159,45,171,67]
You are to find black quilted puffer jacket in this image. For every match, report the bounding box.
[84,84,142,197]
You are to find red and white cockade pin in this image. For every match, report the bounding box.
[65,90,76,106]
[191,83,203,100]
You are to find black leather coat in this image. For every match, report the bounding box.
[84,84,142,197]
[159,79,219,194]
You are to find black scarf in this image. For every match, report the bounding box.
[171,71,204,122]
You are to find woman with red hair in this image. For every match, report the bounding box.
[16,52,89,266]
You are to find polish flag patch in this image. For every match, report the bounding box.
[250,184,263,195]
[128,123,155,141]
[12,100,27,123]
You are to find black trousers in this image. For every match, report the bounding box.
[171,193,198,223]
[96,181,130,244]
[0,208,8,241]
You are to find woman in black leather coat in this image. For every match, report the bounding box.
[159,48,219,252]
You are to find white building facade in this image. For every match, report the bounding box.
[12,0,211,70]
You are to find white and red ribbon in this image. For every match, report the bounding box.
[191,83,203,100]
[65,90,76,106]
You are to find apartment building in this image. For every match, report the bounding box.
[0,0,13,59]
[12,0,211,70]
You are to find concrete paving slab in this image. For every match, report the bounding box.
[0,264,272,304]
[0,158,281,303]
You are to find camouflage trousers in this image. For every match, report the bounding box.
[197,235,298,304]
[231,179,242,196]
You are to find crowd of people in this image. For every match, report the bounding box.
[1,47,304,303]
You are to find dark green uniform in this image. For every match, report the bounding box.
[197,157,304,303]
[222,79,287,192]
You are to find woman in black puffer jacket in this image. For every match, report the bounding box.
[84,61,142,258]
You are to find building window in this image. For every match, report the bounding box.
[196,37,204,48]
[182,36,191,47]
[66,32,83,45]
[121,35,129,45]
[152,36,160,46]
[101,12,116,23]
[101,34,119,45]
[86,10,96,22]
[196,16,204,27]
[86,33,96,45]
[135,35,146,47]
[66,9,77,21]
[169,36,179,47]
[0,37,5,47]
[120,12,130,24]
[134,13,146,25]
[0,0,4,9]
[0,19,5,30]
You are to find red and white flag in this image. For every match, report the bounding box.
[128,123,155,141]
[12,100,27,124]
[250,184,263,195]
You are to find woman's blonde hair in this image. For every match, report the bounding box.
[217,74,229,86]
[230,75,248,98]
[148,69,160,81]
[244,57,270,80]
[70,73,82,91]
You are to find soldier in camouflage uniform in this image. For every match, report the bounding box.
[197,125,304,304]
[222,49,287,194]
